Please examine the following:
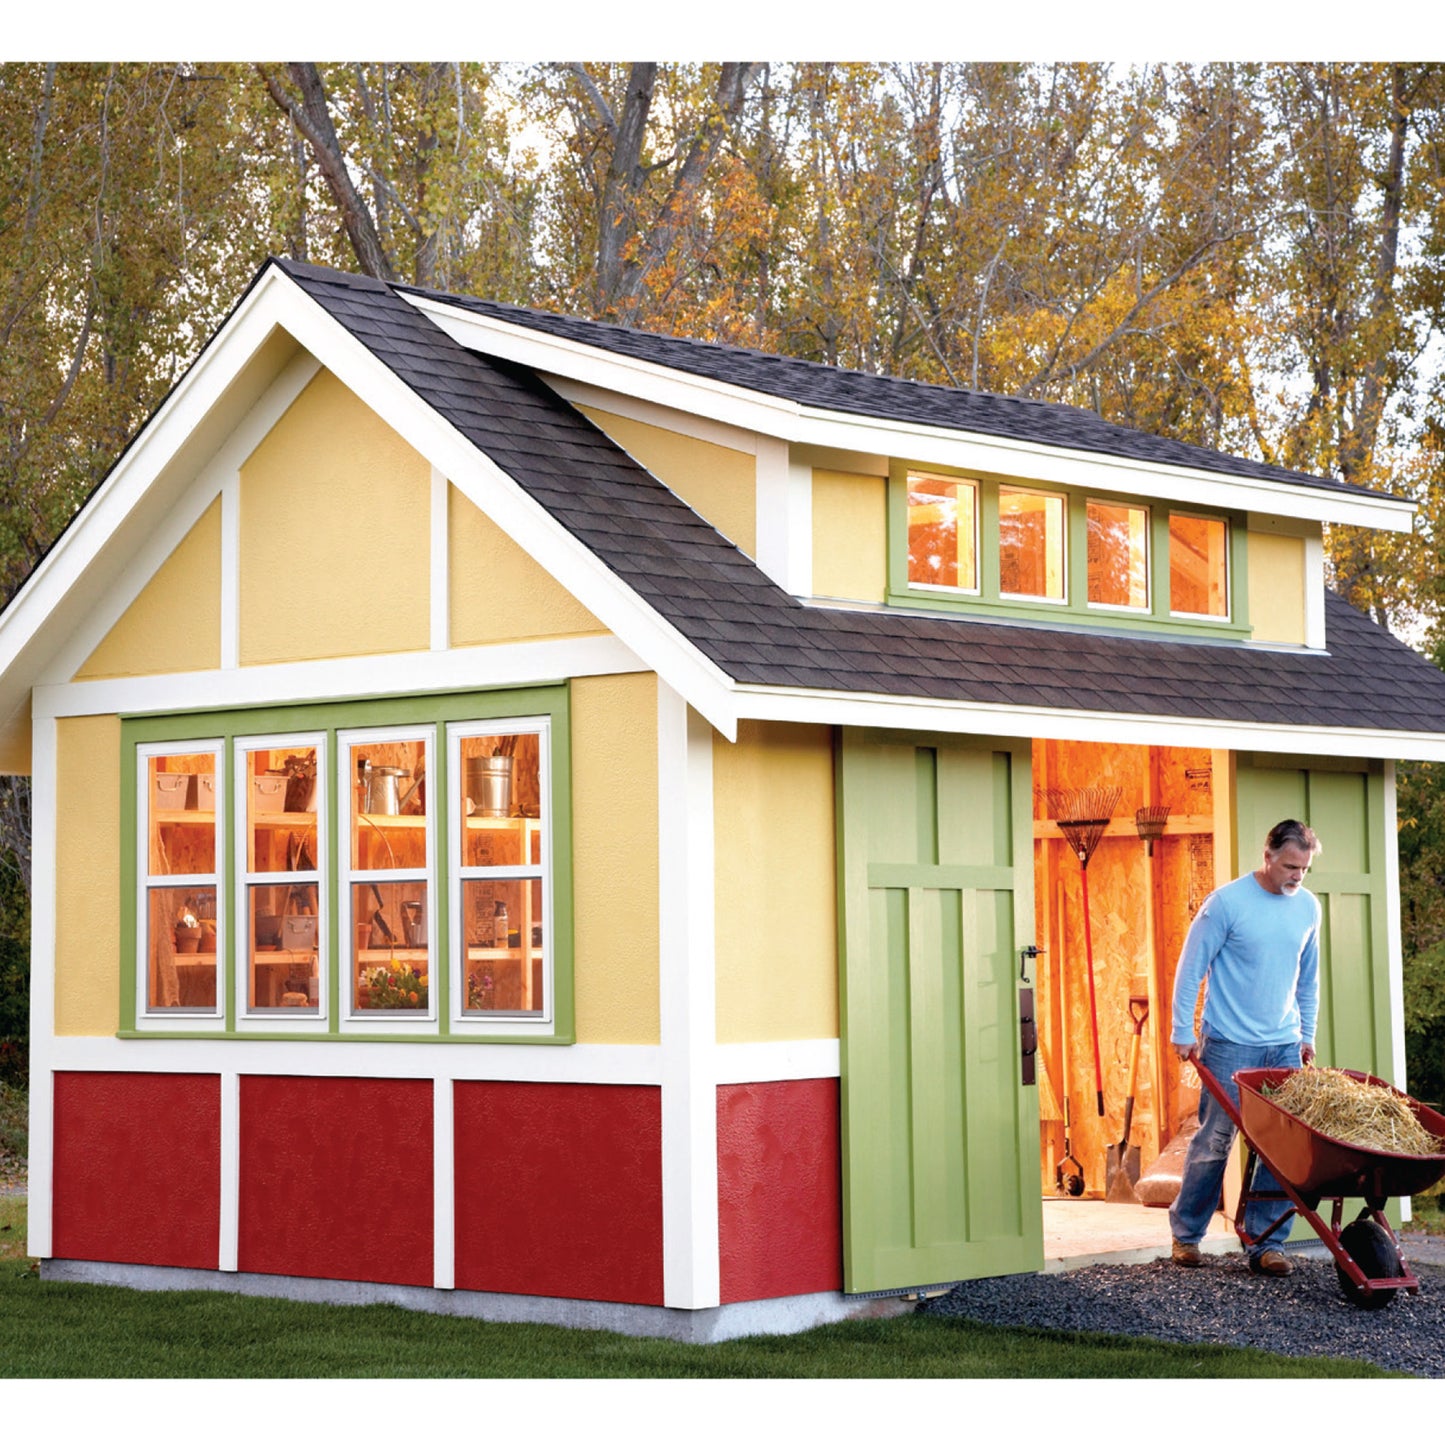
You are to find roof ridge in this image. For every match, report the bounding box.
[396,281,1102,420]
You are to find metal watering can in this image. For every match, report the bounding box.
[360,760,424,816]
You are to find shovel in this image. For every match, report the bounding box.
[1105,991,1150,1202]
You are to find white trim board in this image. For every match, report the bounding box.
[33,635,643,722]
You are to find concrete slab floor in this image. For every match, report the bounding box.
[1041,1198,1237,1272]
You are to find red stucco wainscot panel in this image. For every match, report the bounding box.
[453,1081,663,1304]
[238,1075,433,1288]
[52,1071,221,1269]
[717,1078,842,1303]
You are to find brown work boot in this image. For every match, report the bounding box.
[1248,1249,1293,1277]
[1171,1240,1203,1268]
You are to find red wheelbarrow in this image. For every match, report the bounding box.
[1196,1062,1445,1309]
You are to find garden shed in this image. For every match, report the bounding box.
[5,257,1445,1340]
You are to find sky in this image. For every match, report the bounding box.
[11,1,1445,63]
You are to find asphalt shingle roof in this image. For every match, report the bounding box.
[276,259,1445,739]
[402,281,1395,505]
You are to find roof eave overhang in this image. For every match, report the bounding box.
[728,683,1445,762]
[403,293,1416,536]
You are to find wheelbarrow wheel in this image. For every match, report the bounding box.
[1335,1219,1404,1310]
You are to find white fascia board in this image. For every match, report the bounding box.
[729,684,1445,763]
[0,273,307,722]
[405,293,1416,536]
[266,275,741,742]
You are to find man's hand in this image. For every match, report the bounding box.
[1174,1041,1198,1063]
[1301,1042,1316,1066]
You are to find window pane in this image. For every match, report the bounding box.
[1087,501,1149,609]
[148,753,217,874]
[248,882,320,1011]
[147,885,218,1010]
[246,745,319,872]
[1170,514,1228,616]
[907,476,977,590]
[459,732,542,864]
[461,878,543,1016]
[999,489,1065,599]
[352,737,428,871]
[353,881,429,1010]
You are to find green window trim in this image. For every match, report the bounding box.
[118,684,575,1044]
[887,460,1251,640]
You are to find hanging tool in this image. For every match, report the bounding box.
[1056,1097,1085,1197]
[1134,802,1171,1158]
[1106,986,1150,1202]
[1045,786,1122,1117]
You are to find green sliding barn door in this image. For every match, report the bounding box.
[837,730,1041,1295]
[1233,757,1393,1078]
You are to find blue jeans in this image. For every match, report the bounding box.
[1170,1034,1303,1256]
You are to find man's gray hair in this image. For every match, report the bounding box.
[1265,819,1321,857]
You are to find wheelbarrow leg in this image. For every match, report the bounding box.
[1231,1143,1298,1253]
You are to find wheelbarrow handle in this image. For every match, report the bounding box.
[1193,1059,1246,1134]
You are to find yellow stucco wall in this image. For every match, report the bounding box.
[1248,531,1308,645]
[570,671,659,1044]
[811,467,888,603]
[579,407,757,557]
[55,713,121,1035]
[449,486,605,645]
[240,369,430,664]
[75,498,222,679]
[714,719,838,1042]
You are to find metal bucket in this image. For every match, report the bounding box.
[465,755,513,818]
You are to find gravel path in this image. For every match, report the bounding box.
[921,1244,1445,1377]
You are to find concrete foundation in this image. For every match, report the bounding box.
[40,1259,912,1344]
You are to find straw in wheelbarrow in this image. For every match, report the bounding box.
[1266,1068,1445,1156]
[1045,785,1122,1117]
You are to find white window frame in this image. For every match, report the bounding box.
[234,731,328,1031]
[134,738,225,1031]
[906,472,982,597]
[447,716,555,1037]
[1168,509,1232,622]
[998,483,1069,605]
[338,723,439,1034]
[1085,497,1152,614]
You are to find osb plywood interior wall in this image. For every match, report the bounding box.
[1033,739,1219,1198]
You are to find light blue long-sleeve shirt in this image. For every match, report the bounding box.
[1170,871,1320,1048]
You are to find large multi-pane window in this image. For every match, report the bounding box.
[126,690,569,1040]
[897,468,1233,630]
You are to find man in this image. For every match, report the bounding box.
[1169,819,1321,1277]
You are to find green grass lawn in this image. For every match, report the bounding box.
[0,1199,1391,1380]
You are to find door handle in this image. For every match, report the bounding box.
[1019,985,1037,1086]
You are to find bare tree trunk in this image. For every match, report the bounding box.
[259,63,396,281]
[592,62,658,313]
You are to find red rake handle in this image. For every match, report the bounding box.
[1081,865,1105,1116]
